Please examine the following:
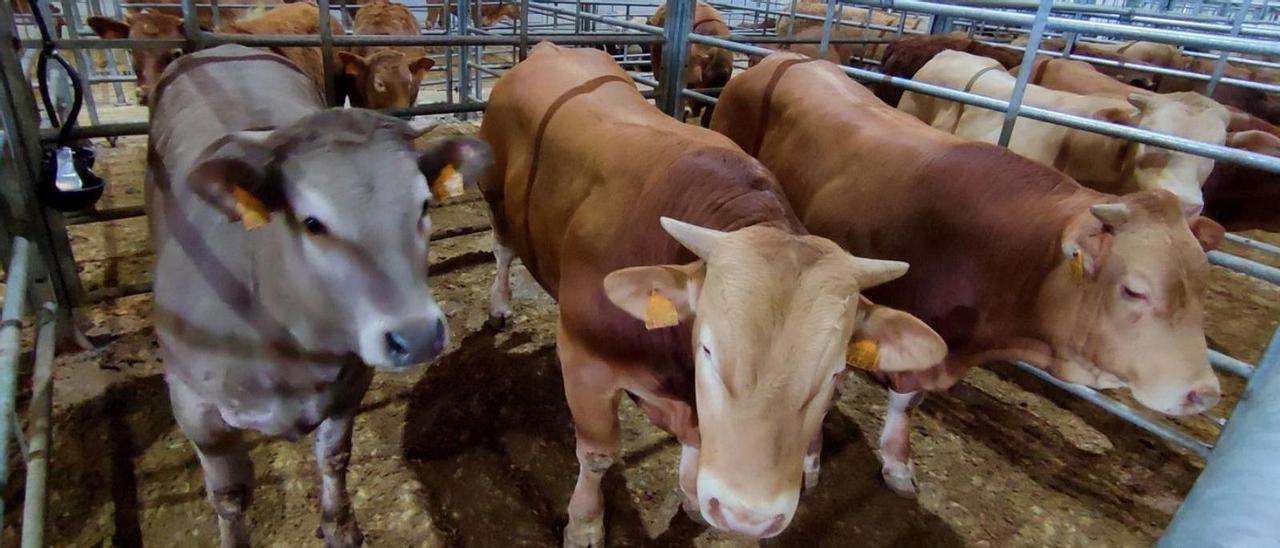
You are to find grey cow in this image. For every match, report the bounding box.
[146,44,491,547]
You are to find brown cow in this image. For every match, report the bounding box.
[480,43,946,545]
[747,26,862,68]
[85,1,329,105]
[1031,37,1164,89]
[424,0,517,28]
[1203,115,1280,231]
[876,32,1024,106]
[648,1,733,127]
[1159,57,1280,124]
[219,3,347,99]
[713,53,1224,497]
[339,0,433,110]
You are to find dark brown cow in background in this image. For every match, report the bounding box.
[648,0,733,127]
[340,0,433,110]
[876,32,1023,106]
[1160,58,1280,125]
[1203,115,1280,231]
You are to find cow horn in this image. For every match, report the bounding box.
[660,217,726,260]
[1090,203,1131,227]
[850,257,909,289]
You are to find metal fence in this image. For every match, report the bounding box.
[0,0,1277,544]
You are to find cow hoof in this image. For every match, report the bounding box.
[485,311,511,331]
[318,520,364,548]
[881,461,918,498]
[563,514,604,548]
[804,466,821,492]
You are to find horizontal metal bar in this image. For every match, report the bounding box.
[936,0,1280,38]
[21,32,663,51]
[1209,349,1255,379]
[684,32,1280,175]
[1012,361,1213,458]
[1208,250,1280,285]
[850,0,1280,57]
[1224,233,1280,257]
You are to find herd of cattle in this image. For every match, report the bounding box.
[68,0,1280,546]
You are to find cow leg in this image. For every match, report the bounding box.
[699,104,716,128]
[169,380,254,548]
[314,370,372,548]
[678,444,707,525]
[878,389,924,498]
[559,326,620,548]
[804,429,822,492]
[487,238,515,330]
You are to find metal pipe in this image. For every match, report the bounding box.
[1160,326,1280,545]
[19,302,56,548]
[458,0,472,120]
[685,32,1280,176]
[180,0,203,49]
[1209,349,1255,379]
[519,0,530,60]
[1013,361,1213,458]
[818,0,837,60]
[997,0,1053,147]
[0,237,32,522]
[658,0,693,117]
[1207,0,1251,96]
[846,0,1280,57]
[1208,250,1280,285]
[317,0,338,106]
[1224,233,1280,257]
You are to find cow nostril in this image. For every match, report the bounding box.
[385,331,410,358]
[430,317,447,356]
[762,514,786,537]
[1186,387,1220,411]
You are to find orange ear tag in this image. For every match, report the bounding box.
[431,164,465,200]
[644,290,680,330]
[232,187,270,230]
[846,339,880,371]
[1071,250,1086,281]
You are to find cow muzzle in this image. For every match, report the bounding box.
[383,316,448,369]
[697,474,796,539]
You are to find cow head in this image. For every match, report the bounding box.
[88,10,186,105]
[1040,190,1222,416]
[188,110,492,369]
[339,50,434,110]
[1125,92,1232,216]
[478,3,518,26]
[604,219,945,538]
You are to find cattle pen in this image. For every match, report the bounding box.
[0,0,1278,545]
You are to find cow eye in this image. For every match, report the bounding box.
[1121,285,1147,301]
[701,344,711,357]
[302,217,328,235]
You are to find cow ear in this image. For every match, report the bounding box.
[1226,108,1255,132]
[338,51,367,78]
[1227,129,1280,156]
[1189,216,1225,252]
[87,16,130,39]
[603,261,706,329]
[417,136,493,200]
[848,297,946,373]
[408,56,435,80]
[1061,203,1127,280]
[189,130,283,228]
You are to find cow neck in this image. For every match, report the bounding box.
[1028,57,1051,86]
[149,50,311,116]
[949,65,1002,135]
[1050,124,1139,182]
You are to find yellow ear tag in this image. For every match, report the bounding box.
[232,187,270,230]
[644,290,680,330]
[1070,250,1086,281]
[846,339,880,371]
[431,164,465,201]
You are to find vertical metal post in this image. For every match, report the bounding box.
[211,0,221,29]
[317,0,338,106]
[819,0,837,60]
[457,0,471,119]
[786,0,799,36]
[518,0,529,61]
[1160,326,1280,546]
[57,0,101,126]
[574,0,583,33]
[87,0,127,105]
[0,237,32,523]
[1062,30,1078,57]
[998,0,1054,148]
[0,0,85,322]
[1207,0,1250,96]
[444,0,454,104]
[19,302,55,548]
[659,0,693,118]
